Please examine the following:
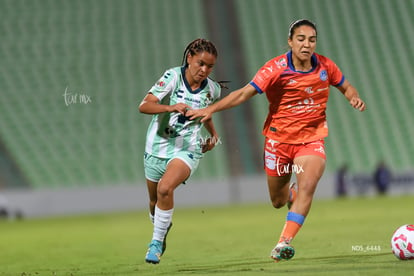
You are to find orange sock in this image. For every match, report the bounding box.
[278,220,302,243]
[278,212,305,243]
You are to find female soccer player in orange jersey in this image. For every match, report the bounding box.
[188,19,366,261]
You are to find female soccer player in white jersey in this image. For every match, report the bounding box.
[139,38,222,264]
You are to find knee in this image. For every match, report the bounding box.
[157,184,173,198]
[271,198,286,209]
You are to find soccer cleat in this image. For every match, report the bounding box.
[145,240,163,264]
[287,182,297,210]
[161,222,173,255]
[270,241,295,261]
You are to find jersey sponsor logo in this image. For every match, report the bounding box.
[314,145,325,154]
[287,97,321,113]
[288,79,297,85]
[156,81,165,88]
[267,138,278,147]
[184,96,201,104]
[320,70,328,81]
[265,138,278,153]
[265,151,276,170]
[305,87,314,94]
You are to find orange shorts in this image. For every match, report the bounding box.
[264,138,326,177]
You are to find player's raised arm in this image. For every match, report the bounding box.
[187,83,258,122]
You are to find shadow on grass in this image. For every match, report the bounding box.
[176,252,395,275]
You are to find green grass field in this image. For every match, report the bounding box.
[1,195,413,275]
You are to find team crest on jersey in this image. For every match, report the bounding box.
[320,70,328,81]
[278,58,287,67]
[201,92,213,107]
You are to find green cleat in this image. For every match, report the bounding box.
[270,241,295,261]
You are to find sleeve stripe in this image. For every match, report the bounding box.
[334,75,345,87]
[249,81,263,94]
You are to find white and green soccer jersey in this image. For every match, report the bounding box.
[145,66,221,159]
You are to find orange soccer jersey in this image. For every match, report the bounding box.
[250,51,345,144]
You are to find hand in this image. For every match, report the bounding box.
[187,107,213,123]
[350,97,366,111]
[201,136,219,153]
[168,103,191,115]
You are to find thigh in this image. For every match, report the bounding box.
[172,151,201,177]
[293,154,326,195]
[159,158,192,191]
[292,154,325,215]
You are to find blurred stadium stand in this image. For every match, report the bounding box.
[0,0,413,217]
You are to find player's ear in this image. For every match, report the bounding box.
[186,53,192,66]
[287,38,293,48]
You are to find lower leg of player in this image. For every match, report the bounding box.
[270,154,325,262]
[145,206,174,264]
[271,211,305,261]
[278,211,305,243]
[149,206,172,255]
[287,182,297,209]
[145,159,190,264]
[152,205,173,242]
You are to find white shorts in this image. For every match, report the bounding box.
[143,151,201,182]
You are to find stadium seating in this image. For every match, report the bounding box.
[0,0,229,188]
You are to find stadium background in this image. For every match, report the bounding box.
[0,0,413,217]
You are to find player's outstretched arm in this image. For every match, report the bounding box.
[337,80,366,111]
[187,84,258,123]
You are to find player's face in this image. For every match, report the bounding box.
[288,25,317,63]
[186,51,216,85]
